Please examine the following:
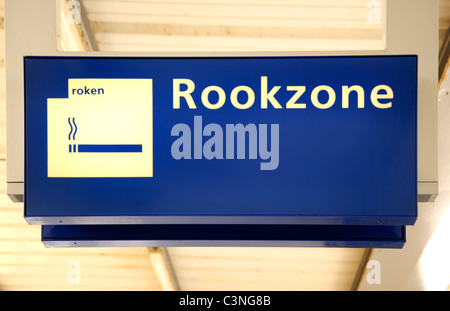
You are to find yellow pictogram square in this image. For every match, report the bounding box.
[47,79,153,177]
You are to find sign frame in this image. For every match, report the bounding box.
[24,55,418,228]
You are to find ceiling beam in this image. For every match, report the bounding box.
[79,0,98,51]
[439,24,450,85]
[60,0,98,51]
[148,247,180,291]
[350,248,373,291]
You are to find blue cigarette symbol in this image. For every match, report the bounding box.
[69,143,142,153]
[68,117,142,153]
[76,144,142,153]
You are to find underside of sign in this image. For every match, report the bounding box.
[41,224,406,249]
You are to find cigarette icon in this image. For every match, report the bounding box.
[69,144,142,153]
[68,117,142,153]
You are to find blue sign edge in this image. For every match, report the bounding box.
[26,215,414,226]
[23,55,418,227]
[41,224,406,249]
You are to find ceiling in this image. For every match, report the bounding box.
[0,0,449,291]
[81,0,385,52]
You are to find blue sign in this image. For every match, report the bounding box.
[24,56,417,227]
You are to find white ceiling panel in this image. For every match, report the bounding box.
[168,247,365,291]
[82,0,385,52]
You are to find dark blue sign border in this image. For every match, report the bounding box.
[41,224,406,248]
[25,55,417,227]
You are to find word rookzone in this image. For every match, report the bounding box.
[173,77,393,110]
[170,77,394,171]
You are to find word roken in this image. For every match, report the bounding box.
[170,77,394,171]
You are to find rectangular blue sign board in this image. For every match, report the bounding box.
[24,55,417,227]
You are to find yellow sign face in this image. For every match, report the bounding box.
[47,79,153,177]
